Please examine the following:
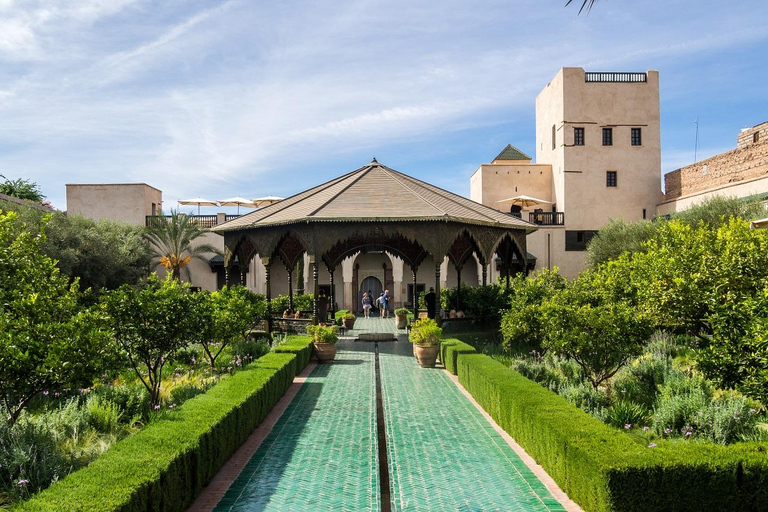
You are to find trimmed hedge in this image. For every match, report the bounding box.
[14,349,305,512]
[456,353,768,512]
[273,335,313,373]
[438,338,477,375]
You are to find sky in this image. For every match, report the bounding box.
[0,0,766,212]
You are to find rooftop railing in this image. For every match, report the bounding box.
[145,214,241,228]
[585,72,647,83]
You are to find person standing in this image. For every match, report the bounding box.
[368,289,376,315]
[425,287,436,320]
[362,292,372,318]
[380,289,391,318]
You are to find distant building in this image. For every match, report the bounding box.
[658,121,768,214]
[472,67,662,278]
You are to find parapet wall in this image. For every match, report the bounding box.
[664,121,768,200]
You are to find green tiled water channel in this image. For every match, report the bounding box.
[378,342,566,512]
[213,343,379,512]
[213,326,568,511]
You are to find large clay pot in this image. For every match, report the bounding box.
[313,342,337,362]
[342,317,356,329]
[414,344,439,368]
[395,313,408,329]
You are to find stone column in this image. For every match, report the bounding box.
[263,257,271,333]
[329,265,336,320]
[482,263,487,286]
[411,266,418,318]
[312,260,319,324]
[434,262,442,320]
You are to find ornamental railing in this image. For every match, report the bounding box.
[145,215,218,228]
[528,211,565,226]
[585,72,647,83]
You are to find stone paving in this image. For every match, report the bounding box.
[208,318,572,511]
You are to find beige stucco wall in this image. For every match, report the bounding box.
[66,183,162,226]
[469,163,553,209]
[657,174,768,216]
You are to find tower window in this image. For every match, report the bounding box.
[574,127,585,146]
[602,127,613,146]
[631,128,642,146]
[552,125,556,150]
[754,132,760,144]
[606,171,617,187]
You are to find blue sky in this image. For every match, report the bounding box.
[1,0,766,212]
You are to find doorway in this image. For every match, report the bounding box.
[361,276,383,313]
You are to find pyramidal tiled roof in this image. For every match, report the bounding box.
[212,160,534,233]
[493,144,531,161]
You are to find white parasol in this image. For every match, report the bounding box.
[178,197,218,215]
[251,195,284,208]
[496,194,552,209]
[218,196,256,214]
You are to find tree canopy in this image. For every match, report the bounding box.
[144,211,221,280]
[0,175,45,203]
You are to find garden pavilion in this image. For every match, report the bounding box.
[211,159,536,324]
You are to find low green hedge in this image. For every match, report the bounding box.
[14,351,301,512]
[457,353,768,512]
[438,338,476,375]
[273,335,313,373]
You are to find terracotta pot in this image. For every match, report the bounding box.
[342,317,356,329]
[313,342,337,362]
[414,344,439,368]
[395,313,408,329]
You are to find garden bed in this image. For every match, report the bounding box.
[12,337,313,512]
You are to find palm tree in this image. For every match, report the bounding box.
[144,210,221,280]
[565,0,599,14]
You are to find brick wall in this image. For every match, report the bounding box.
[664,123,768,200]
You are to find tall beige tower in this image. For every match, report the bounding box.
[534,67,663,276]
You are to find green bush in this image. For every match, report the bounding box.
[408,318,441,346]
[86,395,122,435]
[13,352,300,512]
[91,384,150,424]
[456,353,768,512]
[606,401,649,429]
[438,339,476,375]
[272,336,313,373]
[231,337,270,361]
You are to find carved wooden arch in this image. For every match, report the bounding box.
[321,230,430,270]
[493,232,529,277]
[447,229,485,269]
[272,231,307,271]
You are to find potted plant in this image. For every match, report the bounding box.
[409,318,442,368]
[307,324,339,362]
[394,307,410,329]
[341,313,356,330]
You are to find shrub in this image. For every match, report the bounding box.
[91,384,150,424]
[85,396,121,435]
[14,351,300,512]
[409,318,442,346]
[394,307,410,315]
[557,382,610,416]
[231,338,270,361]
[306,324,339,344]
[456,352,768,512]
[272,336,313,373]
[500,269,566,354]
[612,353,673,408]
[606,401,649,430]
[438,339,476,375]
[693,394,763,445]
[0,421,74,502]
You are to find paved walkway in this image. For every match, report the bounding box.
[206,319,574,511]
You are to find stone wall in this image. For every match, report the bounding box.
[664,122,768,200]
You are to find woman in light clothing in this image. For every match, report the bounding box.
[362,292,372,318]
